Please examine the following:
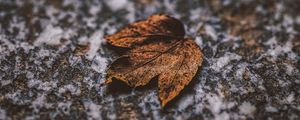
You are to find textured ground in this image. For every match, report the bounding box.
[0,0,300,119]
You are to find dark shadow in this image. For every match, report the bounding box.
[105,44,130,55]
[106,76,158,95]
[135,76,158,91]
[106,78,132,95]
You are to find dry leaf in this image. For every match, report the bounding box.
[105,14,185,48]
[104,14,203,107]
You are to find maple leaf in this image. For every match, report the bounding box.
[105,14,185,48]
[104,14,203,107]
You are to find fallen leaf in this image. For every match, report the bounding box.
[105,14,185,48]
[104,14,203,107]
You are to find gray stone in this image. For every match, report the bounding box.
[0,0,299,119]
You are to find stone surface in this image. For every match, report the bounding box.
[0,0,299,119]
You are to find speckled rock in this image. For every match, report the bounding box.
[0,0,299,120]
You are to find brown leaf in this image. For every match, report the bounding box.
[106,39,203,106]
[104,14,203,107]
[105,14,185,48]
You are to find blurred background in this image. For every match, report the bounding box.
[0,0,299,119]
